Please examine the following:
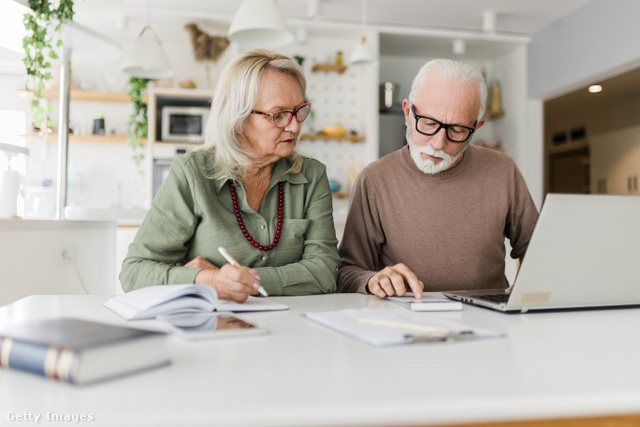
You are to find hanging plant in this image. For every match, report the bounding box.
[127,77,150,179]
[22,0,75,136]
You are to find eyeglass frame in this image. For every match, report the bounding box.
[410,104,477,143]
[250,101,312,129]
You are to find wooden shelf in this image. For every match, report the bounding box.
[17,89,131,103]
[311,63,348,74]
[300,133,365,143]
[485,110,505,119]
[153,140,204,146]
[19,133,146,144]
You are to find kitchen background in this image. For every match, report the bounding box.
[1,0,546,223]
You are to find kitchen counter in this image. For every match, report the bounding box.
[64,206,147,226]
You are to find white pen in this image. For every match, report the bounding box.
[218,246,269,297]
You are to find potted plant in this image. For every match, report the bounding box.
[127,77,150,179]
[22,0,74,137]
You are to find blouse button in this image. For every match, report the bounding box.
[260,224,265,230]
[261,256,267,261]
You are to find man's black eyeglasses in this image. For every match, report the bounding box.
[251,102,311,129]
[411,104,476,143]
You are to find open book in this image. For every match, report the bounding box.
[105,284,288,320]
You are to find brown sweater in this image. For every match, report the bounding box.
[337,144,539,294]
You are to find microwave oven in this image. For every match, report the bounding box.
[161,106,210,143]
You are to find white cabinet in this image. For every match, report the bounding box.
[0,219,116,305]
[591,125,640,195]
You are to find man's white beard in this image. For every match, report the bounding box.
[406,127,469,174]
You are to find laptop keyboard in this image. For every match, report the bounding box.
[472,293,510,304]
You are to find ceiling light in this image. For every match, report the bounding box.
[349,0,376,65]
[227,0,294,47]
[122,25,173,79]
[307,0,321,18]
[588,84,602,93]
[453,39,465,55]
[350,36,376,65]
[483,10,497,33]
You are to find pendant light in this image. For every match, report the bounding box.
[349,0,376,65]
[227,0,294,47]
[122,1,173,79]
[122,25,173,79]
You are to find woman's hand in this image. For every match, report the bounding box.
[186,256,260,302]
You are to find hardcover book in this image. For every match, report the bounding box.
[0,317,170,385]
[105,284,288,320]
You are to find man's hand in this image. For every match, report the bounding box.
[367,263,424,299]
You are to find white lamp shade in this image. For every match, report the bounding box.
[227,0,294,47]
[349,37,376,65]
[122,26,173,79]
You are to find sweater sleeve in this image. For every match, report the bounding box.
[505,164,539,260]
[255,163,340,296]
[336,169,383,293]
[119,157,202,291]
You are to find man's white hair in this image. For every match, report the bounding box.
[408,58,487,121]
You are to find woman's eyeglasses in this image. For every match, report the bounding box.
[251,102,312,129]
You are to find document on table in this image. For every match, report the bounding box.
[303,308,502,346]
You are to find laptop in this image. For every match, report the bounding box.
[443,194,640,313]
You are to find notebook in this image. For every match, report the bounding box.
[443,194,640,313]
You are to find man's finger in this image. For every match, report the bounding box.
[377,275,396,297]
[368,279,388,298]
[391,264,423,298]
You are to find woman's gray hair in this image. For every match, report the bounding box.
[203,49,306,180]
[408,59,487,122]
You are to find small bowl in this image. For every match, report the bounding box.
[322,126,347,137]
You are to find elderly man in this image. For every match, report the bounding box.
[337,59,539,298]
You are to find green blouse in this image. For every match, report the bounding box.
[120,150,339,295]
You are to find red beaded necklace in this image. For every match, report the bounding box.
[229,180,284,251]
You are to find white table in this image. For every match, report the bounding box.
[1,294,640,427]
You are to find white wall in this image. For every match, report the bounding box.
[490,46,527,166]
[528,0,640,100]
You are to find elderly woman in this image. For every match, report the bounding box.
[120,49,339,302]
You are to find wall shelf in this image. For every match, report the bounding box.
[17,89,132,103]
[153,140,203,146]
[300,133,365,143]
[311,63,348,74]
[485,110,505,119]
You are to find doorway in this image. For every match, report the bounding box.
[544,66,640,195]
[549,148,589,194]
